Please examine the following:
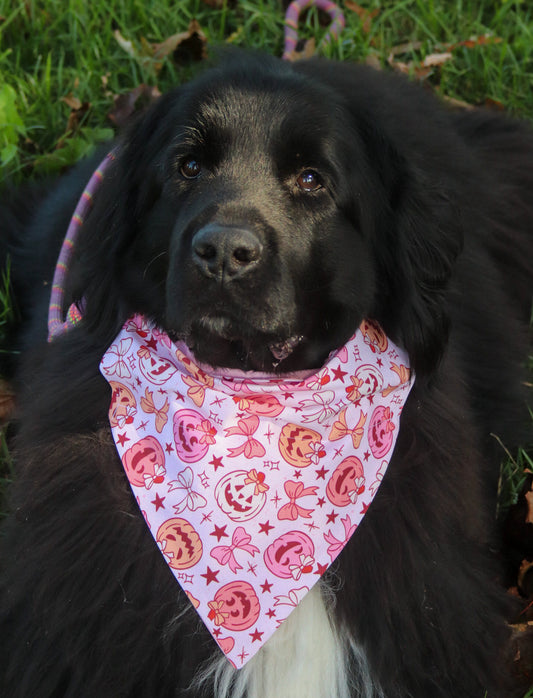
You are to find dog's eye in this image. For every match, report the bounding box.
[180,157,202,179]
[296,169,323,192]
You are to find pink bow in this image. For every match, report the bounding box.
[225,415,266,459]
[278,480,318,521]
[211,526,260,573]
[168,467,207,513]
[324,515,357,560]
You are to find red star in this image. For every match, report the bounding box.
[316,497,326,508]
[315,562,328,575]
[212,628,221,637]
[266,608,276,619]
[363,451,371,461]
[200,567,219,585]
[151,492,165,511]
[117,432,130,446]
[260,579,273,593]
[282,392,294,401]
[326,511,338,524]
[175,391,185,402]
[332,365,348,381]
[250,628,264,643]
[209,455,224,471]
[210,525,228,541]
[376,358,383,368]
[259,521,274,535]
[315,466,329,480]
[293,469,303,479]
[360,502,370,515]
[145,337,158,351]
[165,442,174,454]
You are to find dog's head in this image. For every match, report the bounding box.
[75,52,464,375]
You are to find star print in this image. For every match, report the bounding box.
[360,502,370,515]
[334,446,344,458]
[201,511,213,523]
[117,432,130,446]
[266,608,276,619]
[138,420,148,431]
[201,567,219,585]
[315,562,328,576]
[212,628,221,638]
[209,455,224,471]
[238,648,249,663]
[293,469,303,479]
[211,396,225,408]
[271,492,281,507]
[259,521,274,535]
[376,358,383,367]
[175,391,185,402]
[247,562,257,576]
[316,497,326,508]
[332,365,348,381]
[264,426,274,443]
[250,628,264,643]
[260,579,273,593]
[326,511,338,524]
[305,521,318,531]
[165,442,174,454]
[283,392,294,401]
[315,466,329,480]
[151,492,165,511]
[363,451,371,461]
[145,336,158,351]
[210,524,228,541]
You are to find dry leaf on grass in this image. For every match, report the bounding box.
[108,84,162,128]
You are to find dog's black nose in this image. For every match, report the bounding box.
[192,224,263,281]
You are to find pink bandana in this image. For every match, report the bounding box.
[100,314,414,668]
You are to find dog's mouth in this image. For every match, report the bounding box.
[169,314,307,373]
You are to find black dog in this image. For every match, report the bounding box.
[1,51,532,698]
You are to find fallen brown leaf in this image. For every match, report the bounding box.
[345,1,379,34]
[108,84,162,128]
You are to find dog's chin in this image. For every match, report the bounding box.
[171,315,309,374]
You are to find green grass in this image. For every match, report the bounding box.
[0,0,532,690]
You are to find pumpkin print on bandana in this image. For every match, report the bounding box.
[100,315,414,669]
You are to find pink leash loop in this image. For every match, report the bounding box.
[47,151,116,341]
[283,0,345,60]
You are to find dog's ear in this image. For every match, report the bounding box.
[295,60,464,376]
[70,90,182,344]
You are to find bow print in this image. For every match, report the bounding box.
[157,538,173,564]
[289,554,315,580]
[243,469,269,495]
[329,408,367,448]
[369,460,387,495]
[306,440,326,465]
[225,415,266,458]
[168,467,207,513]
[345,375,363,404]
[211,526,260,573]
[382,363,411,397]
[176,348,215,407]
[140,388,169,433]
[278,480,318,521]
[207,599,230,626]
[305,368,331,390]
[143,462,166,489]
[273,586,309,608]
[324,515,357,561]
[114,404,137,428]
[102,337,133,379]
[298,390,336,424]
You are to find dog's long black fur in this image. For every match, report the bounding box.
[1,51,532,697]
